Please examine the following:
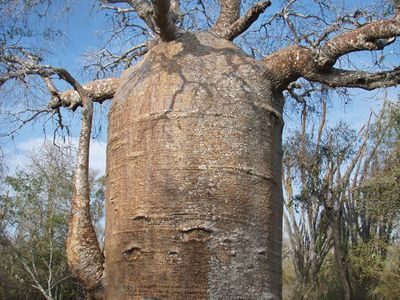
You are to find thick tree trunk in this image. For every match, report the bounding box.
[105,32,284,299]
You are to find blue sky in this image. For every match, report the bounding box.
[3,2,109,174]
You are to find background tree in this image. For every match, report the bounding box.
[1,0,400,298]
[283,98,400,299]
[348,100,400,299]
[0,143,105,300]
[283,100,333,299]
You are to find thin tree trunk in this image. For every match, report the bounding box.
[66,87,105,298]
[331,212,351,300]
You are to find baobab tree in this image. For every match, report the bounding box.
[1,0,400,299]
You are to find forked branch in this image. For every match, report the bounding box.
[263,10,400,91]
[212,0,241,34]
[1,42,113,300]
[48,78,120,110]
[220,1,271,40]
[211,1,271,40]
[0,51,119,110]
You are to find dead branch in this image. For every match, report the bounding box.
[103,0,155,32]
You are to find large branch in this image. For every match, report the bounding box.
[304,67,400,90]
[317,16,400,69]
[263,11,400,91]
[263,45,312,90]
[211,0,241,35]
[48,78,120,110]
[217,1,271,40]
[102,0,180,41]
[1,56,110,295]
[2,52,112,294]
[151,0,178,41]
[0,52,120,110]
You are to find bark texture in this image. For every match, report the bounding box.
[106,31,284,299]
[66,93,105,298]
[212,0,241,33]
[217,1,272,41]
[47,78,120,110]
[263,11,400,90]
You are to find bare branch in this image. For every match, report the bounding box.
[1,54,110,294]
[304,67,400,90]
[263,11,400,91]
[42,76,59,96]
[218,1,271,40]
[100,4,136,14]
[48,78,120,110]
[211,0,241,34]
[0,230,53,300]
[83,44,148,76]
[102,0,155,31]
[0,51,119,110]
[317,15,400,69]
